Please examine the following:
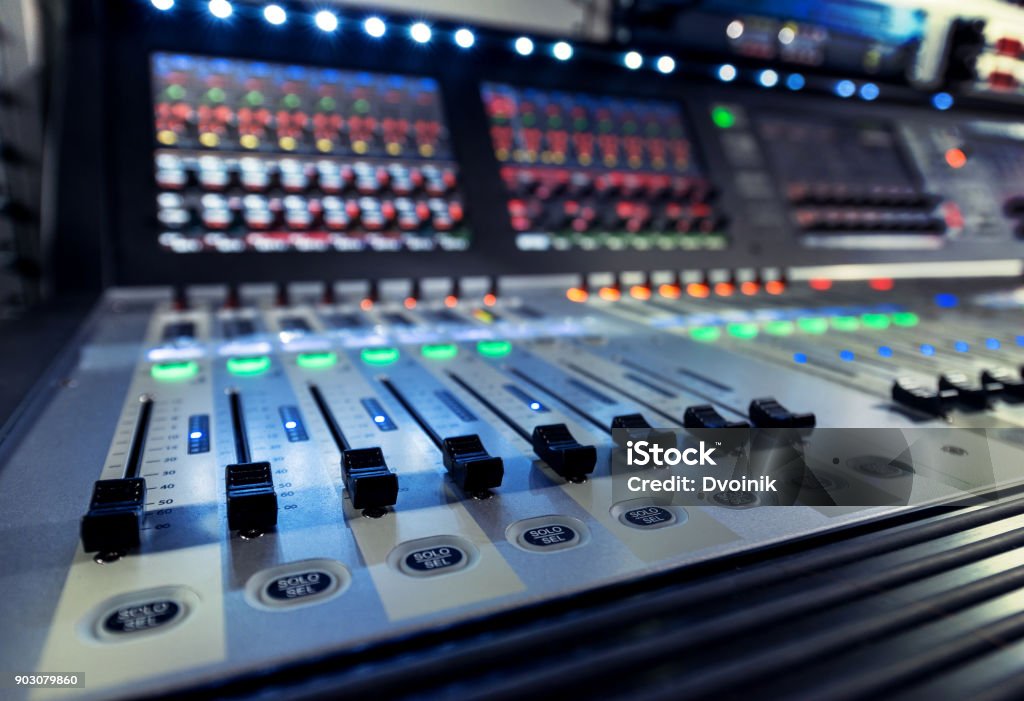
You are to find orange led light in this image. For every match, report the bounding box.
[659,283,681,299]
[599,286,621,301]
[945,148,967,169]
[360,298,374,311]
[687,283,711,298]
[869,278,894,291]
[403,297,417,309]
[483,293,497,306]
[566,287,589,303]
[444,295,458,308]
[630,285,652,300]
[809,278,833,291]
[714,282,735,297]
[740,281,759,296]
[765,280,785,295]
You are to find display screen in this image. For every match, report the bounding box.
[151,53,468,253]
[482,82,724,252]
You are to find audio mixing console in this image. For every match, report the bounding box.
[8,1,1024,699]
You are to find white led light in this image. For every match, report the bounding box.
[726,20,744,39]
[454,28,475,48]
[410,22,432,43]
[656,55,675,74]
[151,0,174,10]
[552,41,573,61]
[364,17,386,38]
[758,69,779,87]
[208,0,232,19]
[717,63,737,82]
[263,4,286,25]
[314,10,338,32]
[623,51,642,70]
[778,26,796,45]
[514,36,534,56]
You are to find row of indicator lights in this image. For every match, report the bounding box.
[686,312,922,343]
[150,341,513,380]
[359,294,496,312]
[568,280,785,302]
[794,337,1022,364]
[148,1,955,110]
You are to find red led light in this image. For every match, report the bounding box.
[659,284,681,299]
[869,278,894,291]
[360,298,374,311]
[444,295,458,308]
[765,280,785,295]
[740,281,759,296]
[714,282,735,297]
[809,278,833,291]
[403,296,417,309]
[483,293,497,306]
[566,287,589,303]
[945,148,967,169]
[630,285,652,300]
[687,283,711,298]
[599,286,621,301]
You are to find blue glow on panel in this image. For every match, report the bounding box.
[793,352,807,364]
[935,293,958,308]
[835,80,856,98]
[954,341,969,353]
[878,346,893,358]
[932,92,954,110]
[859,83,879,100]
[786,73,805,90]
[839,349,855,361]
[920,344,936,356]
[986,338,1001,350]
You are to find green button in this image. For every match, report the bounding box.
[421,343,458,361]
[476,340,512,358]
[797,317,829,335]
[891,312,919,327]
[726,322,758,340]
[227,355,271,376]
[151,360,199,382]
[689,326,722,342]
[764,320,795,336]
[861,313,890,329]
[361,347,400,366]
[711,106,736,129]
[830,316,860,332]
[296,351,337,370]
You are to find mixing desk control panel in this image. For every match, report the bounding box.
[5,276,1024,699]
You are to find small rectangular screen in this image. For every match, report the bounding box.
[152,53,468,253]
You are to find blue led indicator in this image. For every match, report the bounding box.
[1017,335,1024,347]
[279,406,308,442]
[187,415,210,454]
[835,80,856,98]
[786,73,805,90]
[878,346,893,358]
[934,293,958,308]
[504,384,549,412]
[839,350,855,361]
[859,83,880,100]
[954,341,969,353]
[986,338,1001,350]
[793,352,807,364]
[932,92,954,111]
[361,398,397,431]
[920,344,936,356]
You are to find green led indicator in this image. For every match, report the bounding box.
[166,84,186,100]
[319,96,336,111]
[726,322,759,340]
[421,344,459,361]
[476,340,512,358]
[711,106,736,129]
[151,360,199,382]
[689,326,722,342]
[830,316,861,332]
[246,90,263,106]
[360,347,400,366]
[207,87,225,102]
[764,320,796,336]
[227,355,271,376]
[891,312,919,327]
[861,313,891,329]
[284,93,301,109]
[797,317,829,335]
[296,352,337,370]
[354,98,370,114]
